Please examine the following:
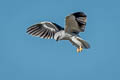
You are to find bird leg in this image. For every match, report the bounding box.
[77,46,83,53]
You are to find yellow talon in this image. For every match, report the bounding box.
[77,48,80,53]
[77,46,83,53]
[79,47,83,52]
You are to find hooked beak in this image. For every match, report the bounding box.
[56,37,60,42]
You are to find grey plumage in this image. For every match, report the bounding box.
[27,12,90,51]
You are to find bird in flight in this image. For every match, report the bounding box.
[27,12,90,53]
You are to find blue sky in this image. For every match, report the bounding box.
[0,0,120,80]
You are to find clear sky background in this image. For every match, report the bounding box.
[0,0,120,80]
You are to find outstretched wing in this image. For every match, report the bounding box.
[65,12,87,34]
[27,21,64,39]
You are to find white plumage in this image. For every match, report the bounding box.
[27,12,90,52]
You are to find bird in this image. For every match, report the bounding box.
[26,12,90,53]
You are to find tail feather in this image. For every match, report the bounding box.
[76,37,90,49]
[69,36,90,49]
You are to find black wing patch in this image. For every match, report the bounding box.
[72,12,87,32]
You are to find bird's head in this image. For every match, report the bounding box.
[54,32,62,41]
